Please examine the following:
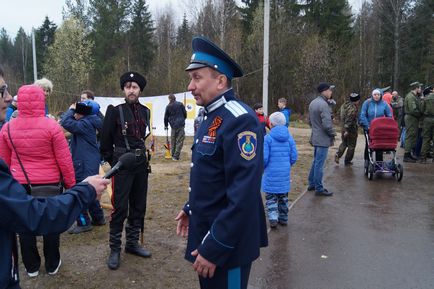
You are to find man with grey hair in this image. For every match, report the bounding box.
[307,82,336,196]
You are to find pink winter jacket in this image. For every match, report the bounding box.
[0,85,75,188]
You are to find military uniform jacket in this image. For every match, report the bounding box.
[184,89,268,268]
[404,91,421,118]
[100,101,150,166]
[339,100,359,131]
[421,93,434,117]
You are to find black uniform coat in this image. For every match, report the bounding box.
[184,89,268,269]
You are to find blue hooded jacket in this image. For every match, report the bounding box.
[261,125,298,194]
[359,97,392,130]
[60,109,102,182]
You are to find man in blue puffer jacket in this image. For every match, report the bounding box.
[261,112,298,228]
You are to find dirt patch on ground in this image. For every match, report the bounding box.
[19,127,318,289]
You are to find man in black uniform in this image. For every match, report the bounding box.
[100,72,151,270]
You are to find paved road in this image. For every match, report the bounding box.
[249,151,434,289]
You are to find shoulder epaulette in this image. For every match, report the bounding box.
[225,100,247,118]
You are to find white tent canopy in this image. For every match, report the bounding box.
[94,91,200,136]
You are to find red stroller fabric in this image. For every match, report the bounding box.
[369,117,399,150]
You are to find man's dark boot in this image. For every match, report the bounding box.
[125,220,151,258]
[107,250,120,270]
[403,152,416,163]
[107,230,122,270]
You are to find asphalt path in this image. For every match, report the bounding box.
[249,149,434,289]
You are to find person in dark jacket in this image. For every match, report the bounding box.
[100,71,152,270]
[164,94,187,161]
[175,36,268,289]
[0,163,109,289]
[61,100,106,234]
[261,112,297,228]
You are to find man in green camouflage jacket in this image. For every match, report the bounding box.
[335,93,361,166]
[403,82,423,162]
[419,86,434,163]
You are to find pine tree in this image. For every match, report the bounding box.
[35,17,57,77]
[128,0,155,73]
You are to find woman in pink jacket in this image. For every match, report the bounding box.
[0,84,75,277]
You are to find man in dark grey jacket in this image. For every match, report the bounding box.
[307,82,337,196]
[164,94,187,160]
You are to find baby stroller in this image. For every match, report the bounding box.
[364,117,403,181]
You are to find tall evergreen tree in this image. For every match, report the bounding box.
[89,0,130,94]
[14,28,32,84]
[35,17,57,77]
[176,14,192,51]
[128,0,155,73]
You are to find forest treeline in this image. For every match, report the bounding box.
[0,0,432,114]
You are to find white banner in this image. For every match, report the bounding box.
[94,91,200,136]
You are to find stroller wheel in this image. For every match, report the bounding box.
[395,164,403,182]
[368,163,374,180]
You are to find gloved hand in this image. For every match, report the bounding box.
[343,131,349,138]
[164,126,168,130]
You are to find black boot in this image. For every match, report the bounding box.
[403,152,416,163]
[125,220,151,258]
[107,250,120,270]
[107,230,122,270]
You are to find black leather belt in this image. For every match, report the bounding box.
[114,147,146,156]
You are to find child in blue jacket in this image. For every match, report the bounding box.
[261,112,298,228]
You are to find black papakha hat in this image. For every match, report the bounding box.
[75,102,93,115]
[317,82,335,93]
[349,92,360,102]
[120,71,146,91]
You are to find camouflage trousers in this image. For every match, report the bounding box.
[421,117,434,158]
[171,127,185,160]
[336,129,358,163]
[265,193,289,223]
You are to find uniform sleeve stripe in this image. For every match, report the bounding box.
[225,101,248,118]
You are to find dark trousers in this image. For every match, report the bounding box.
[364,133,383,163]
[199,263,252,289]
[109,163,148,251]
[19,233,60,273]
[20,183,61,273]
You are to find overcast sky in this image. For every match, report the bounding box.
[1,0,365,37]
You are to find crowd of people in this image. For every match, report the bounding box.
[0,32,433,289]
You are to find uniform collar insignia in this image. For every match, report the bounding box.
[205,88,236,114]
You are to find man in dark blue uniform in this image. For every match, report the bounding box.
[175,37,268,289]
[100,72,152,270]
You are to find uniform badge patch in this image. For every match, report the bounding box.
[237,131,257,160]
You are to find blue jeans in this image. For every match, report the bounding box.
[308,146,329,192]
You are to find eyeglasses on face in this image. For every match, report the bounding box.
[0,84,8,99]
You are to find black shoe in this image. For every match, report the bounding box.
[307,186,315,191]
[278,220,288,226]
[344,161,353,166]
[91,218,106,226]
[403,153,416,163]
[125,246,151,258]
[107,251,120,270]
[315,189,333,197]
